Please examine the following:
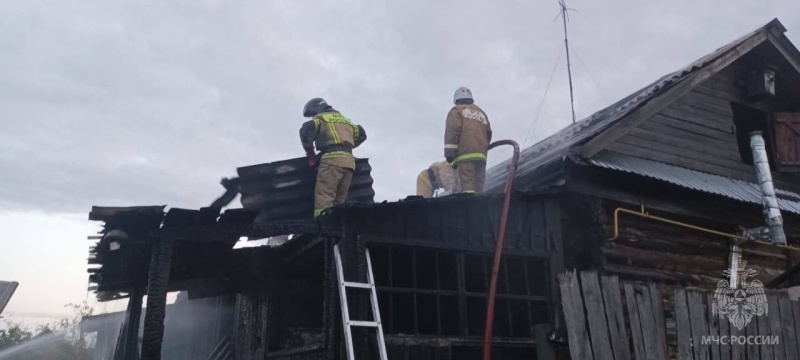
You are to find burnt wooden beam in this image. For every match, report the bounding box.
[140,237,174,360]
[579,29,770,158]
[362,234,552,258]
[544,199,566,333]
[151,220,319,243]
[114,287,143,360]
[322,237,341,360]
[282,235,325,265]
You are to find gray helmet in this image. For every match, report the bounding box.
[453,86,473,103]
[303,97,330,117]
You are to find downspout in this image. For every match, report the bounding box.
[749,131,787,245]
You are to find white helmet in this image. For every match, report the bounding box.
[453,86,473,103]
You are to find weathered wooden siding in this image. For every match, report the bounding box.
[608,43,800,190]
[559,270,800,360]
[600,205,789,289]
[561,175,798,293]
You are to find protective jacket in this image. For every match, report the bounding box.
[444,104,492,164]
[416,161,456,197]
[300,110,366,169]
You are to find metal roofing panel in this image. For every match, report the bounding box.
[484,18,783,193]
[587,151,800,215]
[236,156,375,222]
[0,281,19,316]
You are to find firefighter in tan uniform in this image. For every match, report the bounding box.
[416,161,456,198]
[444,87,492,194]
[299,98,367,218]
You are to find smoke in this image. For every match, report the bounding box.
[0,331,62,360]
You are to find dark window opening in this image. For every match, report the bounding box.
[730,102,777,170]
[369,244,550,339]
[268,245,325,351]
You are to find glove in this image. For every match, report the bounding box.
[306,150,317,167]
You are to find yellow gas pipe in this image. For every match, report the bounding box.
[607,205,798,252]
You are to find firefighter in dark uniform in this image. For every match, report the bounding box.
[299,98,367,218]
[444,87,492,194]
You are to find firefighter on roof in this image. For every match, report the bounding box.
[416,161,456,198]
[299,98,367,218]
[444,87,492,194]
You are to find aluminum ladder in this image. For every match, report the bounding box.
[333,244,388,360]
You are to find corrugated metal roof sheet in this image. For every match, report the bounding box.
[485,18,784,193]
[236,156,375,222]
[0,281,19,316]
[587,151,800,215]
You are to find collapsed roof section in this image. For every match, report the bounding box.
[211,157,375,223]
[86,155,378,301]
[228,156,376,222]
[86,205,267,301]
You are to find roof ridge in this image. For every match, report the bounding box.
[486,18,789,192]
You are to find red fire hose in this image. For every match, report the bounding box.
[483,140,520,360]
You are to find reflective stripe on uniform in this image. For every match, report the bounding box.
[444,144,459,149]
[321,113,354,144]
[326,121,340,143]
[321,151,355,160]
[453,152,486,164]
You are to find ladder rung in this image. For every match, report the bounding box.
[348,320,379,328]
[343,281,372,289]
[334,244,388,360]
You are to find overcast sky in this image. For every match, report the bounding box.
[1,0,799,327]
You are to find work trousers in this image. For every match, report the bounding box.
[455,159,486,194]
[314,161,354,217]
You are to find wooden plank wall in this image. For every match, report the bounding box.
[559,270,800,360]
[607,61,800,190]
[558,270,668,360]
[601,208,790,290]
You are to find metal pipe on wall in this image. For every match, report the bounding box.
[729,243,741,289]
[749,131,787,245]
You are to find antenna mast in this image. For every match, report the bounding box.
[558,0,577,123]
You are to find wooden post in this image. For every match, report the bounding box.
[140,236,174,360]
[322,237,341,359]
[116,287,144,360]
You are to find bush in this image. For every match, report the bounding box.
[0,302,95,360]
